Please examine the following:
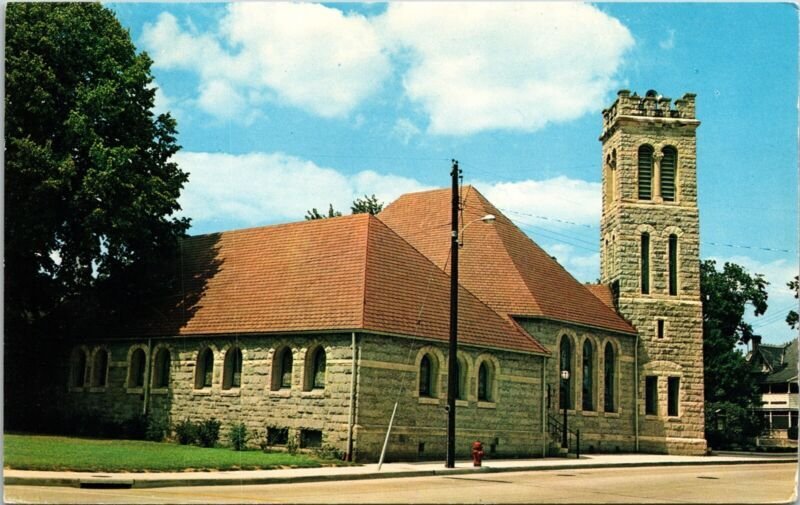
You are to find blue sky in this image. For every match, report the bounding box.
[109,2,798,345]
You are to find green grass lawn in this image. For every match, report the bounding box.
[4,434,347,472]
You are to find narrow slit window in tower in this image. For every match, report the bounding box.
[668,234,678,296]
[661,147,677,201]
[641,232,650,294]
[638,145,654,200]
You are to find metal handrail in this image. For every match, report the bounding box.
[547,413,581,459]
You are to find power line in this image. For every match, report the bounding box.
[751,303,799,329]
[501,208,596,229]
[515,223,599,253]
[703,241,794,254]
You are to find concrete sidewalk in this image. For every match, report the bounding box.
[4,452,796,489]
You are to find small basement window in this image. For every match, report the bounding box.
[300,429,322,448]
[267,427,289,446]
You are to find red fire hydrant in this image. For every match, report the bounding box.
[471,440,485,467]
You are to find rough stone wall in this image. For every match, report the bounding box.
[518,318,638,453]
[354,334,547,462]
[59,332,547,461]
[62,334,357,454]
[599,90,706,455]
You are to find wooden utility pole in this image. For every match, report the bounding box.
[446,159,460,468]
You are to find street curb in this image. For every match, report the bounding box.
[5,457,797,489]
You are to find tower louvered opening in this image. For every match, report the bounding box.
[638,145,654,200]
[661,146,677,201]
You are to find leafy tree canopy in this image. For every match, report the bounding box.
[305,195,384,220]
[786,275,798,329]
[701,259,768,350]
[5,3,189,335]
[305,204,342,221]
[700,259,769,447]
[351,194,383,215]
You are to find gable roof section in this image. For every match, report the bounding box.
[130,215,370,336]
[585,284,616,310]
[378,186,636,335]
[362,216,547,353]
[753,339,798,384]
[119,213,546,354]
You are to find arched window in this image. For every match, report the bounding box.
[668,234,678,296]
[195,348,214,389]
[455,357,468,400]
[222,347,243,390]
[304,347,326,391]
[272,347,293,390]
[638,145,654,200]
[128,348,146,388]
[153,348,171,388]
[660,146,677,201]
[582,340,594,411]
[604,343,616,413]
[91,349,109,387]
[606,149,617,202]
[419,354,434,397]
[70,348,88,388]
[641,232,650,295]
[478,361,494,402]
[559,336,572,409]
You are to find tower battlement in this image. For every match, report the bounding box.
[602,89,696,134]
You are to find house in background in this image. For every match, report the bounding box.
[59,90,708,460]
[748,336,799,448]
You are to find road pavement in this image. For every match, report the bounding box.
[5,463,797,504]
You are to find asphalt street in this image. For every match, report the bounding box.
[5,462,797,504]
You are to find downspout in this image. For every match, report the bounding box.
[143,337,152,416]
[346,331,357,461]
[541,355,547,458]
[634,333,639,452]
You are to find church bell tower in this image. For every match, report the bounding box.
[599,89,706,454]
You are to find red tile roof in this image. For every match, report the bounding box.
[585,284,616,310]
[378,186,636,335]
[122,213,547,354]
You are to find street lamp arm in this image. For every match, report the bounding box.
[458,214,496,247]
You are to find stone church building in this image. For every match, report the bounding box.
[60,90,707,460]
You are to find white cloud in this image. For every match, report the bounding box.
[141,4,633,133]
[379,2,634,134]
[474,176,601,227]
[141,5,390,122]
[174,151,432,230]
[196,79,246,121]
[141,12,238,78]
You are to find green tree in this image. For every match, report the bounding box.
[305,195,384,220]
[700,259,768,448]
[786,275,798,329]
[5,3,189,426]
[305,204,342,220]
[351,194,383,215]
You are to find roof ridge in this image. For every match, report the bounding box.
[359,215,373,330]
[466,189,635,333]
[463,188,544,314]
[187,213,366,239]
[368,212,547,353]
[381,188,521,331]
